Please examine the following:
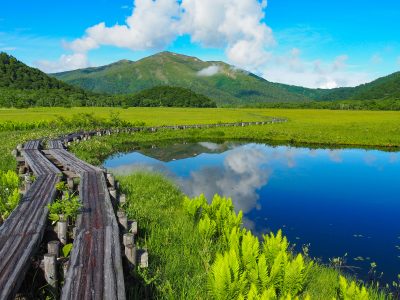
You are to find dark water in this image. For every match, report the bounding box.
[104,141,400,283]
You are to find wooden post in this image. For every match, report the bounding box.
[123,233,134,247]
[18,165,26,175]
[125,245,137,267]
[24,173,32,190]
[57,221,67,245]
[48,241,60,258]
[11,149,18,157]
[44,254,58,288]
[138,250,148,268]
[117,210,128,230]
[130,221,138,235]
[63,261,69,278]
[67,177,74,190]
[119,194,126,205]
[106,173,115,187]
[109,188,117,201]
[119,215,128,231]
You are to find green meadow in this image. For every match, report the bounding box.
[0,107,399,299]
[0,107,398,148]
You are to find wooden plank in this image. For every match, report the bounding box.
[22,150,61,176]
[61,172,125,300]
[0,174,60,299]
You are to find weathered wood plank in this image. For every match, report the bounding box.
[61,172,125,300]
[0,174,60,299]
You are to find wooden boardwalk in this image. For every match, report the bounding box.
[0,119,284,299]
[0,141,61,299]
[48,142,125,300]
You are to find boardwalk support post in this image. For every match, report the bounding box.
[138,250,148,268]
[125,245,137,267]
[67,177,74,190]
[119,194,126,205]
[107,173,115,187]
[130,221,138,235]
[24,173,32,190]
[57,220,68,245]
[123,233,134,247]
[109,188,117,201]
[48,241,60,258]
[44,253,58,289]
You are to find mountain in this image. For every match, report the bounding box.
[0,52,96,107]
[0,52,215,108]
[53,52,400,105]
[52,51,314,105]
[318,72,400,101]
[276,72,400,102]
[126,86,216,107]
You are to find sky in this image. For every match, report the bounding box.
[1,0,400,88]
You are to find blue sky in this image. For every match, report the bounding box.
[1,0,399,88]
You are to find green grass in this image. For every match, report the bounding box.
[1,108,399,148]
[119,172,211,299]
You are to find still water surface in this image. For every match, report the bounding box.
[104,142,400,283]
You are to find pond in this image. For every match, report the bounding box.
[103,141,400,283]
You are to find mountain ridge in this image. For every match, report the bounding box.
[52,51,316,105]
[52,51,400,105]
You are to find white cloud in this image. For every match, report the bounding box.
[35,53,89,73]
[263,49,370,88]
[181,0,273,70]
[197,65,220,76]
[41,0,273,72]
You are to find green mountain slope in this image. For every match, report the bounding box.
[0,52,216,108]
[287,72,400,102]
[53,51,313,105]
[0,52,96,107]
[123,86,216,107]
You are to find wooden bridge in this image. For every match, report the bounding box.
[0,119,285,299]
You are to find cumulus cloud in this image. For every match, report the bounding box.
[197,65,221,76]
[35,53,89,73]
[181,0,273,70]
[263,49,370,88]
[39,0,273,72]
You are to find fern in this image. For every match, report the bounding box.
[183,194,207,221]
[338,276,369,300]
[209,249,248,300]
[282,254,310,296]
[198,214,217,240]
[263,230,289,266]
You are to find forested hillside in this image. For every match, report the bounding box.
[0,53,215,108]
[124,86,216,107]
